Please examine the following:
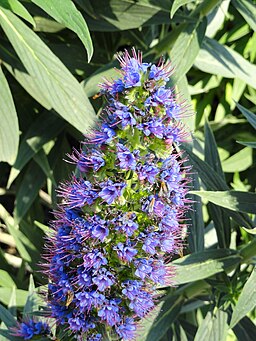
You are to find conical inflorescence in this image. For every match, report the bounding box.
[44,49,191,340]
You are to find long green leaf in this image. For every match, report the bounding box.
[14,161,45,223]
[170,0,194,18]
[172,249,241,284]
[222,147,252,173]
[7,112,65,188]
[191,190,256,214]
[194,309,229,341]
[204,121,230,248]
[0,0,35,26]
[230,268,256,327]
[0,7,96,133]
[0,270,16,288]
[0,304,16,328]
[0,65,19,165]
[232,0,256,32]
[170,17,206,82]
[236,102,256,130]
[194,37,256,89]
[31,0,93,61]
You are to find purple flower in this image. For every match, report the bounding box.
[98,300,121,326]
[92,268,115,291]
[114,242,138,262]
[11,319,50,340]
[116,318,136,340]
[92,123,116,145]
[111,78,125,95]
[99,180,126,204]
[149,64,169,82]
[134,259,153,280]
[115,109,136,128]
[137,164,159,184]
[117,143,137,170]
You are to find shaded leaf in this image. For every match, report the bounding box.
[194,309,229,341]
[33,149,56,186]
[232,0,256,32]
[0,288,27,306]
[23,275,38,314]
[194,37,256,88]
[170,18,206,82]
[0,7,96,133]
[237,141,256,148]
[170,0,194,18]
[233,316,256,341]
[172,249,241,284]
[204,121,230,248]
[0,304,16,328]
[0,65,19,165]
[236,102,256,130]
[14,161,45,223]
[191,190,256,214]
[230,268,256,327]
[7,112,65,187]
[31,0,93,61]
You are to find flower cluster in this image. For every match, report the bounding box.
[44,48,191,340]
[11,318,50,340]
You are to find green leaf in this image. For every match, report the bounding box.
[237,141,256,148]
[0,7,96,133]
[204,121,230,248]
[172,249,241,284]
[194,37,256,89]
[0,270,16,288]
[0,0,35,26]
[0,304,16,328]
[0,288,27,306]
[31,0,93,61]
[170,0,194,18]
[144,296,183,341]
[183,146,254,228]
[170,17,206,82]
[232,0,256,32]
[190,190,256,214]
[194,309,229,341]
[14,161,45,223]
[222,147,252,172]
[230,268,256,327]
[186,171,204,252]
[8,287,16,318]
[7,112,65,188]
[0,65,19,165]
[233,316,256,340]
[23,275,38,314]
[242,227,256,234]
[33,149,56,186]
[82,61,120,97]
[236,102,256,130]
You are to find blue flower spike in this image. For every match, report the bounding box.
[43,48,191,340]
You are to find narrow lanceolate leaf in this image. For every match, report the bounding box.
[191,190,256,214]
[170,0,195,18]
[194,309,229,341]
[232,0,256,32]
[204,121,230,248]
[222,147,252,173]
[0,65,19,165]
[236,102,256,130]
[14,161,45,223]
[0,304,17,328]
[0,0,35,26]
[230,268,256,327]
[194,37,256,89]
[7,113,65,188]
[237,141,256,148]
[0,7,96,133]
[31,0,93,61]
[170,17,206,82]
[172,249,241,284]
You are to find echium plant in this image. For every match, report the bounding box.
[44,48,191,340]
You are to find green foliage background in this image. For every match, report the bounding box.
[0,0,255,340]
